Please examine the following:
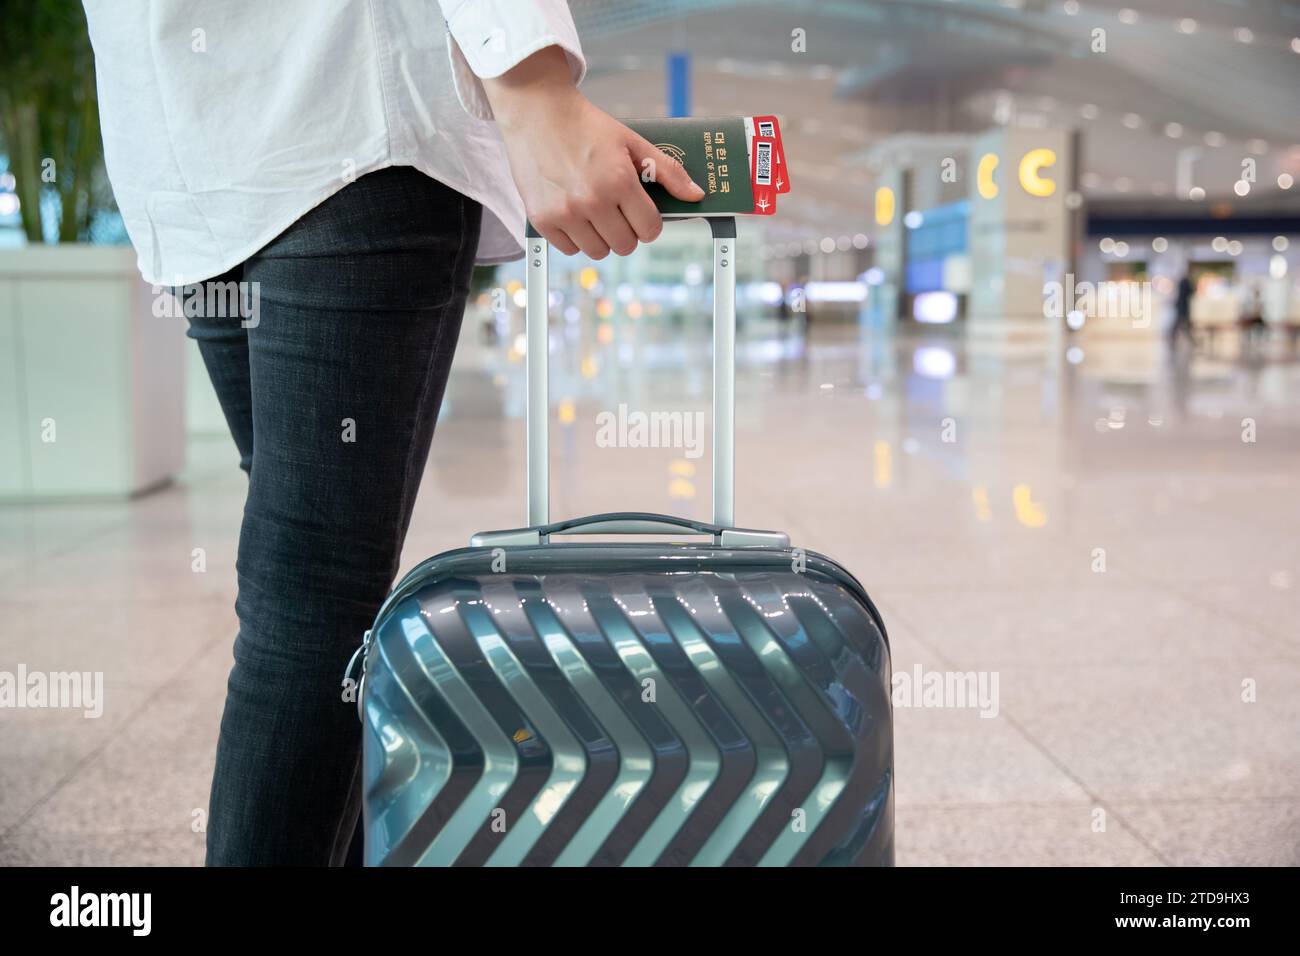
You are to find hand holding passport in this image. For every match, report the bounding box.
[487,48,785,255]
[623,115,790,217]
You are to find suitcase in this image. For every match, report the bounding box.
[347,216,893,866]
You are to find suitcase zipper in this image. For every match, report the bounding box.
[344,628,371,720]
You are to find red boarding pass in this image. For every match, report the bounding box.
[753,114,790,193]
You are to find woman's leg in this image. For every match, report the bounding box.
[185,266,255,473]
[204,167,482,865]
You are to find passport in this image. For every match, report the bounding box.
[623,116,785,217]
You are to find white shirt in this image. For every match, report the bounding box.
[82,0,586,285]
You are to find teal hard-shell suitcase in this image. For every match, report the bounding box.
[347,218,894,865]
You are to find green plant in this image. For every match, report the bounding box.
[0,0,106,242]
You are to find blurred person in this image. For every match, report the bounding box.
[1170,272,1195,347]
[777,281,795,325]
[82,0,703,867]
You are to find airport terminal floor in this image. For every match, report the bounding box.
[2,317,1297,866]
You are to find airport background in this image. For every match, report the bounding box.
[2,0,1299,865]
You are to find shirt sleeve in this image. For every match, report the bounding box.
[437,0,587,121]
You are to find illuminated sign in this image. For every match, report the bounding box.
[1017,148,1058,197]
[977,149,1059,198]
[875,186,896,226]
[913,291,958,324]
[977,153,999,199]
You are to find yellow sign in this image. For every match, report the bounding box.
[875,187,896,226]
[977,153,999,199]
[1018,148,1058,197]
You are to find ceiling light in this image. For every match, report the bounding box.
[1177,18,1197,34]
[1279,173,1295,189]
[1122,113,1142,129]
[1234,28,1254,44]
[1203,131,1225,147]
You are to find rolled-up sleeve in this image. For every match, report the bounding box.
[437,0,586,121]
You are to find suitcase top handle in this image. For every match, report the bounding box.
[470,510,789,549]
[522,216,739,530]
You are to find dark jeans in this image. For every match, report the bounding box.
[185,167,482,865]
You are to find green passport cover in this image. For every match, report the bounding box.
[623,117,755,216]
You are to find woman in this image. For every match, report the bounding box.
[82,0,703,865]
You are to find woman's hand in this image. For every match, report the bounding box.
[483,46,705,258]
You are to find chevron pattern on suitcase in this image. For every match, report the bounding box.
[361,549,892,867]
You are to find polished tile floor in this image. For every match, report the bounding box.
[2,317,1298,866]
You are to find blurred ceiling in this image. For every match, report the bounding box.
[571,0,1300,238]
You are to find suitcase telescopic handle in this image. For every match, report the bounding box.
[523,215,738,529]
